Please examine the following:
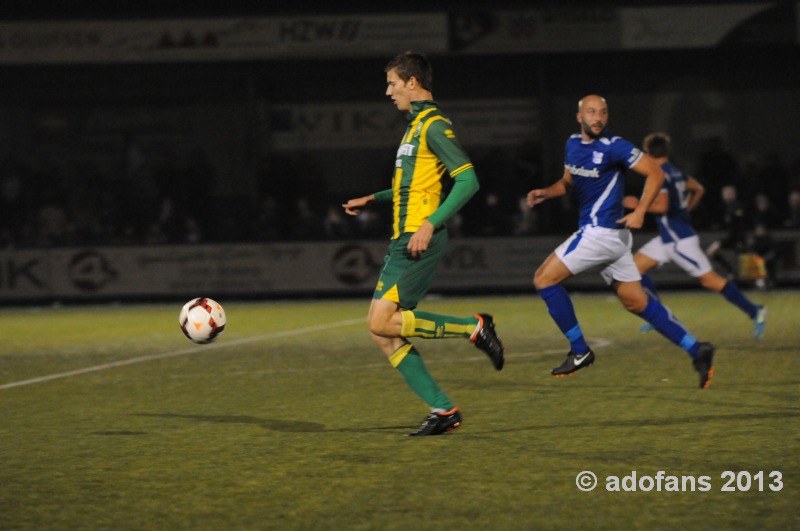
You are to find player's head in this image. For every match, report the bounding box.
[644,132,671,158]
[385,51,433,112]
[577,95,608,140]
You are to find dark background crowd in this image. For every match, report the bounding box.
[1,0,798,257]
[2,138,799,248]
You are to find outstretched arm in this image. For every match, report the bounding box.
[342,189,392,216]
[527,168,572,207]
[342,195,374,216]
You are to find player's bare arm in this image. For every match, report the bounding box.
[342,195,375,215]
[685,176,705,211]
[617,155,664,229]
[527,169,572,207]
[407,220,435,257]
[623,190,668,214]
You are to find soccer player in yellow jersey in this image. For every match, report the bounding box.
[342,51,504,436]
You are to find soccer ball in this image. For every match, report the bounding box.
[179,297,226,344]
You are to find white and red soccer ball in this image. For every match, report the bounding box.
[179,297,226,344]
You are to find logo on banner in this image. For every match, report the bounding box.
[331,245,380,285]
[68,251,117,292]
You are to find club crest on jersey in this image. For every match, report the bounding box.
[592,151,604,164]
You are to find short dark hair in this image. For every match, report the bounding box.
[384,51,433,91]
[643,132,671,158]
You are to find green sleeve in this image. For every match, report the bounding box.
[425,118,472,173]
[373,189,393,203]
[427,167,480,228]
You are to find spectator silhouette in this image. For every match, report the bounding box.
[696,136,738,229]
[753,193,781,230]
[706,184,748,279]
[323,205,353,240]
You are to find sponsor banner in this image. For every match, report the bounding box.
[450,4,782,55]
[619,3,776,49]
[449,9,621,54]
[0,14,447,64]
[267,99,540,150]
[0,6,788,64]
[0,243,387,300]
[1,233,797,301]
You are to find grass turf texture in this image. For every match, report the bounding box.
[1,291,798,529]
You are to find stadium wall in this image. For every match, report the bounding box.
[1,231,797,303]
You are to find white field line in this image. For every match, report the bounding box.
[1,319,611,390]
[0,317,365,391]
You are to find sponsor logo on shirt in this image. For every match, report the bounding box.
[397,143,415,157]
[566,164,600,178]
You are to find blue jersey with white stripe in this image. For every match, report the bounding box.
[564,131,643,229]
[655,161,696,242]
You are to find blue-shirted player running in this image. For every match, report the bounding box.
[527,95,715,389]
[624,132,766,339]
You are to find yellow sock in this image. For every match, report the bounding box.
[401,310,478,339]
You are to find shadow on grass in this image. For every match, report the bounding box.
[489,410,800,434]
[133,409,800,436]
[91,430,148,436]
[134,413,326,432]
[133,412,416,433]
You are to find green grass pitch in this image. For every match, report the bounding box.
[1,290,798,529]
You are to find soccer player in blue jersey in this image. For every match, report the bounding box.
[624,132,766,339]
[342,52,505,435]
[526,95,715,388]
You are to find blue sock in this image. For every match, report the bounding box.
[639,297,699,357]
[539,285,590,355]
[641,274,660,301]
[721,281,759,319]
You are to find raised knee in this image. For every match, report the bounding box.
[368,314,398,338]
[626,301,647,313]
[620,292,648,313]
[368,319,387,337]
[533,270,550,291]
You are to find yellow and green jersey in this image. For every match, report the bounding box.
[386,100,474,239]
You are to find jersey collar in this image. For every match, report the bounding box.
[407,100,438,121]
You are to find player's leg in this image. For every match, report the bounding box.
[706,238,736,278]
[631,237,665,333]
[399,309,504,369]
[673,235,766,339]
[538,227,639,376]
[371,230,503,368]
[370,230,475,340]
[633,237,664,300]
[535,251,593,375]
[697,271,766,339]
[370,232,474,435]
[369,297,459,434]
[613,279,714,388]
[605,244,715,388]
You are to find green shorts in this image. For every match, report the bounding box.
[373,229,448,310]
